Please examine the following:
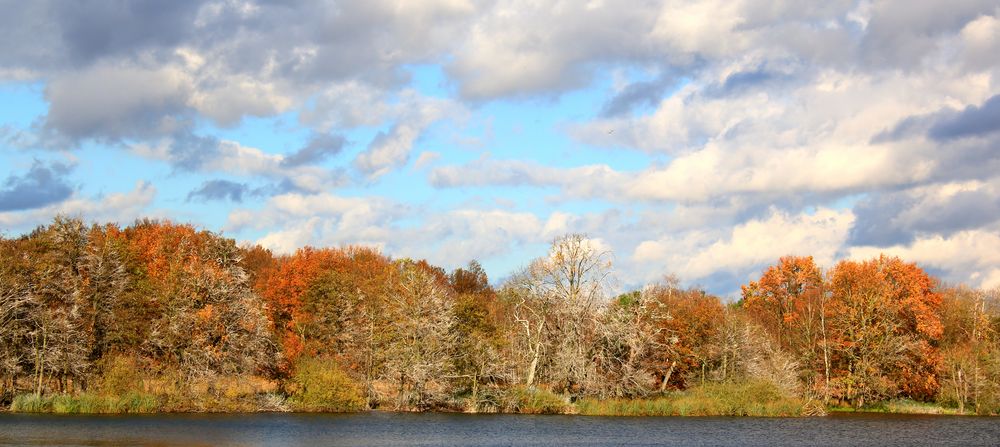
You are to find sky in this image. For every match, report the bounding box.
[1,0,1000,296]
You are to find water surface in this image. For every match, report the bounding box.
[1,411,997,446]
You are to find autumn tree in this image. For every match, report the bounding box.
[296,246,395,404]
[255,247,343,367]
[937,286,1000,414]
[826,255,943,406]
[239,244,275,285]
[741,256,831,399]
[0,236,35,398]
[79,224,129,363]
[641,279,727,390]
[30,217,92,394]
[123,220,277,379]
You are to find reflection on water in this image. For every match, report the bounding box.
[1,411,998,447]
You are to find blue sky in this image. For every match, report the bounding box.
[2,1,1000,295]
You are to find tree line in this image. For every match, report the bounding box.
[1,217,998,414]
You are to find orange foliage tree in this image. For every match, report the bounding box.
[826,255,943,405]
[256,247,344,367]
[741,256,830,393]
[642,279,726,390]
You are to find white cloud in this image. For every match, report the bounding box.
[958,12,1000,70]
[353,93,464,179]
[131,138,342,193]
[632,207,854,284]
[651,0,747,57]
[44,64,193,140]
[849,230,1000,290]
[299,81,394,131]
[191,75,293,126]
[412,151,442,170]
[5,0,1000,296]
[981,269,1000,290]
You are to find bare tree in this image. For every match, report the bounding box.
[508,234,613,393]
[591,290,666,398]
[0,244,34,398]
[382,263,458,410]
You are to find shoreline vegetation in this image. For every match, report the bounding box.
[2,217,1000,417]
[0,387,973,417]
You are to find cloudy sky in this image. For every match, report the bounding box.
[2,0,999,295]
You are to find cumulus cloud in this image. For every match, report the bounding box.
[298,81,394,130]
[849,180,1000,246]
[43,64,193,142]
[4,0,1000,294]
[849,229,1000,290]
[353,95,462,179]
[186,179,251,203]
[0,160,74,211]
[431,140,917,204]
[928,94,1000,141]
[446,1,663,99]
[280,133,346,168]
[860,0,998,68]
[132,137,344,193]
[632,208,854,289]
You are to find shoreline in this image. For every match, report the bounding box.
[1,408,988,417]
[3,394,987,417]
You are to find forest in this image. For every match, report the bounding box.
[1,216,999,416]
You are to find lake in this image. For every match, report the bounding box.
[1,412,997,446]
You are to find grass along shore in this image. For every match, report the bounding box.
[3,377,980,417]
[576,381,817,417]
[827,399,964,415]
[4,380,818,416]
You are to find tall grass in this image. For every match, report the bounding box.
[577,380,807,417]
[828,398,962,415]
[10,394,50,413]
[502,386,570,414]
[10,392,158,414]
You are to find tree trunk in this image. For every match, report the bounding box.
[659,361,677,393]
[470,374,479,413]
[526,343,541,387]
[820,296,831,404]
[35,326,47,397]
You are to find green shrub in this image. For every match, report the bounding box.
[98,355,146,396]
[287,357,366,412]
